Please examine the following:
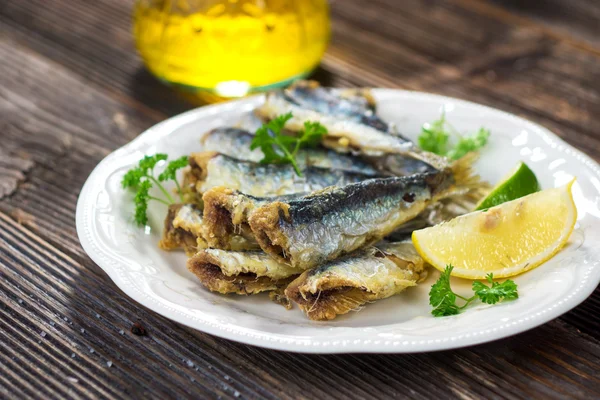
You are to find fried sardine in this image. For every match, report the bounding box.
[160,203,258,253]
[256,80,448,170]
[159,204,207,255]
[187,249,302,295]
[201,127,379,175]
[201,187,305,250]
[183,152,377,200]
[249,158,480,270]
[285,242,426,320]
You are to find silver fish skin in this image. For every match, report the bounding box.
[249,169,454,270]
[187,249,302,295]
[256,80,450,170]
[285,241,427,320]
[201,127,380,175]
[278,81,379,123]
[184,151,377,198]
[201,127,263,161]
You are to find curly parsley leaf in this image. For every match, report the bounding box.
[429,265,462,317]
[429,265,518,317]
[418,114,489,160]
[250,113,293,165]
[139,153,168,174]
[447,128,490,160]
[418,113,450,156]
[472,273,519,304]
[298,120,328,148]
[133,180,152,226]
[158,156,189,182]
[250,113,328,176]
[122,153,188,226]
[121,168,144,189]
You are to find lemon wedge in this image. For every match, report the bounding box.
[412,180,577,279]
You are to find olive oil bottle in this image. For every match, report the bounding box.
[133,0,330,101]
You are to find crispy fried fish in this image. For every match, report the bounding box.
[159,204,207,255]
[203,178,487,252]
[187,249,302,295]
[285,242,426,320]
[201,187,303,250]
[249,157,479,269]
[183,152,375,199]
[256,80,448,170]
[201,127,379,175]
[159,203,258,253]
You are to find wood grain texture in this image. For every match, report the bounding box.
[1,0,600,398]
[488,0,600,48]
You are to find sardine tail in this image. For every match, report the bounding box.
[447,152,490,196]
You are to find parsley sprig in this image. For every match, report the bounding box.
[429,265,518,317]
[418,113,490,160]
[122,154,188,226]
[250,112,328,176]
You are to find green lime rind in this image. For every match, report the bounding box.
[475,162,540,211]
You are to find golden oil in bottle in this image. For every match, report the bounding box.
[133,0,330,100]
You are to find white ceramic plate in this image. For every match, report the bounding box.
[76,91,600,353]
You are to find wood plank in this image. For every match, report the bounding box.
[327,2,600,160]
[324,1,600,339]
[0,0,192,117]
[4,0,597,344]
[2,0,600,160]
[0,149,34,200]
[2,213,600,399]
[2,0,600,398]
[487,0,600,49]
[0,35,162,257]
[0,213,265,399]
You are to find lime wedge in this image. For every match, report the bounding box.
[475,162,540,210]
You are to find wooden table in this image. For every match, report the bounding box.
[2,0,600,398]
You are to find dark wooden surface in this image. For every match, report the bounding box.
[1,0,600,398]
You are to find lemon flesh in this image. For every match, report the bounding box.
[475,162,540,210]
[412,181,577,279]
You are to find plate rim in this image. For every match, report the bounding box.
[76,89,600,353]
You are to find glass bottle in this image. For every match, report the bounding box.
[133,0,330,101]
